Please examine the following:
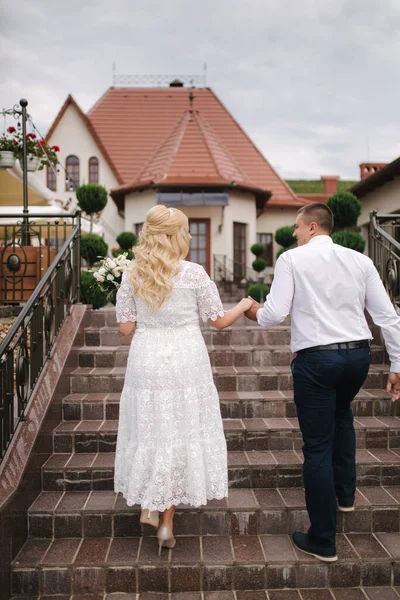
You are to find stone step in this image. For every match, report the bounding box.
[10,531,400,595]
[82,325,295,348]
[74,344,385,369]
[62,389,397,422]
[52,417,400,455]
[40,449,400,492]
[27,486,400,539]
[66,365,390,396]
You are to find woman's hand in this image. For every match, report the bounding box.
[239,297,254,312]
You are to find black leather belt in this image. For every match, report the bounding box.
[297,340,370,354]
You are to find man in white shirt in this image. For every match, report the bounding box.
[245,202,400,562]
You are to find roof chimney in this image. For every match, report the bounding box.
[169,79,184,87]
[321,175,340,196]
[359,162,388,181]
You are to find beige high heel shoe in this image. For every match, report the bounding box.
[140,509,160,528]
[157,524,176,556]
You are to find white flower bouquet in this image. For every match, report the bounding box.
[91,253,132,302]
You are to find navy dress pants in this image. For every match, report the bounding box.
[291,346,371,548]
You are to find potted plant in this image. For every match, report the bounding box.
[0,126,18,168]
[19,134,60,172]
[76,184,108,233]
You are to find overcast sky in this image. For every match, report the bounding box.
[1,0,399,180]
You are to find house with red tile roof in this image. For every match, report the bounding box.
[38,83,310,278]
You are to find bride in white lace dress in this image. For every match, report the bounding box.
[114,205,253,554]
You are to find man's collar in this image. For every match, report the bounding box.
[307,235,333,245]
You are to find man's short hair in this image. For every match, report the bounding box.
[297,203,334,233]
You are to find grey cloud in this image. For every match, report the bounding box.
[0,0,399,179]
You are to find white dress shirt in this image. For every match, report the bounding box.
[256,235,400,372]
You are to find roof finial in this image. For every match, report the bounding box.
[188,91,195,110]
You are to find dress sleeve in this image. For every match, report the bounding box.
[116,270,137,323]
[194,266,225,322]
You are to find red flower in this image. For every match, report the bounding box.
[51,145,60,152]
[27,133,36,140]
[7,126,16,133]
[38,140,46,147]
[13,140,18,145]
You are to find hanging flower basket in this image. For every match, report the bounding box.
[19,154,40,172]
[0,150,17,169]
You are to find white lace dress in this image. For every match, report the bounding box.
[114,260,228,510]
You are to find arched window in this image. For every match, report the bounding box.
[47,164,57,191]
[89,157,99,184]
[65,155,79,191]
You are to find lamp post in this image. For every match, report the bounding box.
[1,99,31,244]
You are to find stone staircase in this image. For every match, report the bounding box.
[10,308,400,599]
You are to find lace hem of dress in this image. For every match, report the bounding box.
[207,309,226,322]
[114,480,228,511]
[117,314,137,323]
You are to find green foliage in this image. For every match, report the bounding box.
[248,283,270,302]
[331,231,366,253]
[286,180,357,194]
[80,233,108,267]
[275,226,295,249]
[250,242,266,258]
[116,231,137,250]
[112,248,134,260]
[327,192,362,229]
[76,184,108,232]
[80,270,108,309]
[252,257,268,272]
[276,247,289,259]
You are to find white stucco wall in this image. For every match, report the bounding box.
[358,178,400,227]
[36,103,124,248]
[257,206,298,275]
[124,189,257,277]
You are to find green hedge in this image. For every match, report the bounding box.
[80,233,108,267]
[327,192,362,229]
[252,257,268,272]
[331,231,366,253]
[250,242,265,257]
[80,270,108,309]
[275,226,295,248]
[248,282,270,302]
[116,231,137,250]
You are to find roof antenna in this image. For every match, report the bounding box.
[112,62,116,85]
[188,91,195,111]
[203,62,207,86]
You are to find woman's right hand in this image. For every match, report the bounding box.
[239,297,254,312]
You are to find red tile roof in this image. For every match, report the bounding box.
[85,87,305,208]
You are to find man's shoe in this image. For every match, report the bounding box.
[291,532,338,563]
[337,503,354,512]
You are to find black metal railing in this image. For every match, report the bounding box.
[0,211,81,460]
[370,210,400,310]
[213,254,261,291]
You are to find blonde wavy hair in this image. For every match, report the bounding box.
[129,205,190,311]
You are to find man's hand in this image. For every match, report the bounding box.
[387,372,400,402]
[244,298,263,322]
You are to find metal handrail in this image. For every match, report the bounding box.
[0,211,81,460]
[369,209,400,310]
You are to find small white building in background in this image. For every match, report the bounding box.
[350,159,400,254]
[37,83,309,279]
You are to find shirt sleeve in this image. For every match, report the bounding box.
[194,266,225,322]
[364,260,400,372]
[257,251,294,328]
[116,270,137,323]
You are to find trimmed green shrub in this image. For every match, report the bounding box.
[275,226,295,249]
[81,233,108,267]
[250,242,266,258]
[112,248,134,260]
[276,247,289,259]
[252,257,268,272]
[327,192,362,229]
[80,270,108,309]
[116,231,137,250]
[248,282,270,303]
[331,231,366,253]
[76,184,108,232]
